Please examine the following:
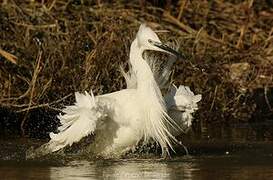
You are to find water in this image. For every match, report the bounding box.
[1,121,273,180]
[1,154,273,180]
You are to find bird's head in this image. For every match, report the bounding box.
[136,24,181,57]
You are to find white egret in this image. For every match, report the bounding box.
[27,24,201,159]
[121,26,202,135]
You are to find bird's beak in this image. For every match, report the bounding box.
[148,39,184,59]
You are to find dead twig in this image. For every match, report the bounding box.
[0,48,17,64]
[163,12,236,48]
[12,22,57,30]
[17,93,73,113]
[20,51,43,136]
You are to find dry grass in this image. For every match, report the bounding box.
[1,0,273,133]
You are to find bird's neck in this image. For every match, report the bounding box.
[129,40,156,92]
[129,39,172,152]
[129,40,165,108]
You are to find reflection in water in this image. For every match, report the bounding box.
[50,160,172,180]
[99,161,170,179]
[48,156,273,180]
[1,156,273,179]
[48,159,198,180]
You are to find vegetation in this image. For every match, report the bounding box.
[1,0,273,138]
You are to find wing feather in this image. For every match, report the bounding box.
[26,91,107,159]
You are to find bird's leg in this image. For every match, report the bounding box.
[160,145,171,160]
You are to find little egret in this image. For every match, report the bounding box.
[27,24,201,159]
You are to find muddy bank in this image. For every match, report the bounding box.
[1,1,273,142]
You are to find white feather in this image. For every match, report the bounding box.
[27,24,201,159]
[45,91,106,152]
[165,84,202,133]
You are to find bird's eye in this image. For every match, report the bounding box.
[148,39,152,43]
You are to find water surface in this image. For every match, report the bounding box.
[1,154,273,180]
[1,121,273,180]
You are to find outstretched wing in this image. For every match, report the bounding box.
[48,91,107,152]
[27,91,107,159]
[143,44,178,89]
[120,43,178,90]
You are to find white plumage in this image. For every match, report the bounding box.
[27,24,201,159]
[165,85,202,135]
[48,91,104,152]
